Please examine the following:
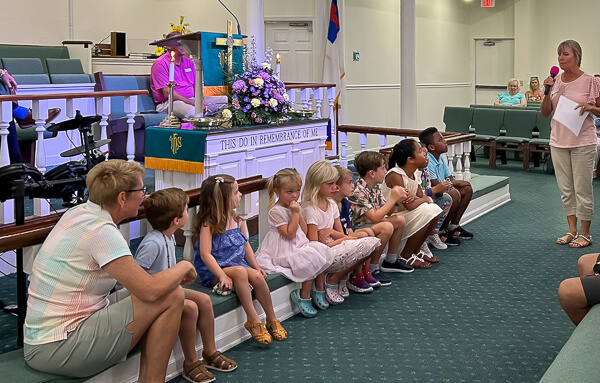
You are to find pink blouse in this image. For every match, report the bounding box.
[549,73,600,148]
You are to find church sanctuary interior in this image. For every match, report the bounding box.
[1,0,600,382]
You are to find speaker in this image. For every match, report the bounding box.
[111,31,126,57]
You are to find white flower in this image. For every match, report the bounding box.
[269,98,278,107]
[254,77,264,87]
[250,98,261,107]
[283,94,289,101]
[222,109,232,119]
[261,62,271,69]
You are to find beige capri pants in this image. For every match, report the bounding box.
[551,144,596,221]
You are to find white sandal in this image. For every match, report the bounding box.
[556,232,577,245]
[399,254,432,269]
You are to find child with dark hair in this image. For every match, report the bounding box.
[419,127,474,244]
[135,188,238,383]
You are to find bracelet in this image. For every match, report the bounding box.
[0,69,7,78]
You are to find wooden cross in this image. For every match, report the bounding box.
[215,20,243,75]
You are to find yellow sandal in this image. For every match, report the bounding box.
[266,319,287,341]
[244,321,272,345]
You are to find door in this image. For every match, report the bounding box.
[474,38,515,104]
[265,21,314,82]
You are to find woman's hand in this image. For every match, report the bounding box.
[219,275,234,291]
[575,102,593,116]
[543,76,555,91]
[289,200,300,214]
[180,267,197,286]
[2,72,17,93]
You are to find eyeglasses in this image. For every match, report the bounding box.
[126,186,148,195]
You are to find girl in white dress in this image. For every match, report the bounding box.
[301,161,380,307]
[255,168,333,318]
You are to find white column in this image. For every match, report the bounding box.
[33,100,49,217]
[123,96,137,162]
[0,101,13,223]
[95,97,111,155]
[400,0,417,130]
[246,0,265,63]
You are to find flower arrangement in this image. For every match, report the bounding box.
[155,16,191,56]
[226,43,292,126]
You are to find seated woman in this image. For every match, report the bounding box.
[495,78,527,107]
[24,160,197,382]
[525,76,544,102]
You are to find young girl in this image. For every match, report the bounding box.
[301,160,380,306]
[194,174,287,345]
[382,139,443,268]
[255,168,333,318]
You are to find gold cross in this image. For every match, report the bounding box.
[215,20,244,75]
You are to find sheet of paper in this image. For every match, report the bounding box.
[552,95,589,136]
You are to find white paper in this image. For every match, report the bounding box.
[552,95,589,137]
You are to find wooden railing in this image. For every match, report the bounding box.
[337,125,475,181]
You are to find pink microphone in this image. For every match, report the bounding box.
[545,66,560,95]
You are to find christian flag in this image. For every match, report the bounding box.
[323,0,344,151]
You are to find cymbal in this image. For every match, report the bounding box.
[47,115,102,133]
[60,139,111,157]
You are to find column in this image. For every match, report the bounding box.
[400,0,417,130]
[246,0,265,63]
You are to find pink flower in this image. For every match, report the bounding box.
[249,79,255,85]
[251,112,257,118]
[255,118,263,123]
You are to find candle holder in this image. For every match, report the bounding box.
[159,81,182,128]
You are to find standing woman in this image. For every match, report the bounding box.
[541,40,600,248]
[525,76,544,101]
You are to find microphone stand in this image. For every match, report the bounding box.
[218,0,241,35]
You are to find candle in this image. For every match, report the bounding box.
[276,53,281,79]
[169,51,175,82]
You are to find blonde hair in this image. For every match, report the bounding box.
[335,165,354,186]
[558,40,582,67]
[86,160,145,208]
[528,76,540,94]
[267,168,302,208]
[195,174,239,235]
[507,78,520,91]
[302,160,339,207]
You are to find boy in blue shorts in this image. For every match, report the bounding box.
[419,127,474,245]
[135,188,237,383]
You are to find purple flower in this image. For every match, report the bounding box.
[232,80,247,93]
[259,72,271,81]
[244,96,250,102]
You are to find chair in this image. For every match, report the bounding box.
[471,108,504,168]
[443,106,473,134]
[530,112,552,167]
[45,58,93,84]
[1,58,50,84]
[494,109,537,170]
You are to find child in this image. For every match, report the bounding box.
[343,152,411,289]
[255,168,332,318]
[383,139,443,268]
[194,175,287,345]
[135,188,237,383]
[419,127,474,244]
[302,160,380,304]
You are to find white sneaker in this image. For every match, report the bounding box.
[426,233,447,250]
[420,241,435,258]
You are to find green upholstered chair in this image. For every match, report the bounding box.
[46,58,93,84]
[443,106,473,134]
[530,112,552,167]
[495,109,537,170]
[471,108,504,168]
[1,58,50,84]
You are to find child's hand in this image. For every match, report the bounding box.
[219,275,234,291]
[289,200,300,214]
[432,181,451,194]
[259,268,267,279]
[390,185,407,201]
[341,235,357,242]
[318,228,334,242]
[402,193,415,204]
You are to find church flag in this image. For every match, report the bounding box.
[323,0,344,151]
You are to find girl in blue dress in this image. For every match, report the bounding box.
[194,174,287,345]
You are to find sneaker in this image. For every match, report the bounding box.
[451,225,474,240]
[439,229,461,246]
[420,241,434,258]
[363,269,381,288]
[338,280,350,298]
[426,233,448,250]
[347,275,373,293]
[372,270,392,286]
[380,259,415,273]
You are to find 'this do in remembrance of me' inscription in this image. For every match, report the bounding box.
[220,127,321,151]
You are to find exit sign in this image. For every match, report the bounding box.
[482,0,495,7]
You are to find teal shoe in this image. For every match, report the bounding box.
[310,286,330,310]
[290,289,317,318]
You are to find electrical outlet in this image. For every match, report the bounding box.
[353,51,360,61]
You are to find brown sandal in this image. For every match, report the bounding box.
[183,360,215,383]
[244,321,272,345]
[266,319,288,341]
[202,350,238,372]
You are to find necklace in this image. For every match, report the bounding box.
[162,233,172,268]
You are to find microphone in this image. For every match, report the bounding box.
[544,66,560,96]
[217,0,242,35]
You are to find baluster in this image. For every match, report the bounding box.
[300,88,312,110]
[446,144,455,177]
[32,100,49,217]
[65,98,81,151]
[95,96,111,155]
[0,101,13,223]
[258,188,270,243]
[454,143,464,180]
[123,96,137,162]
[339,131,348,168]
[287,89,297,110]
[463,141,472,181]
[359,133,367,152]
[183,206,196,262]
[379,134,387,151]
[314,87,323,118]
[327,87,336,157]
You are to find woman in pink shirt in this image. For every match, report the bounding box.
[541,40,600,248]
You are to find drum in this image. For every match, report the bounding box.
[0,163,43,202]
[44,161,87,181]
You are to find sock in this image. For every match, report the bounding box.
[448,223,459,230]
[369,263,379,273]
[385,253,397,263]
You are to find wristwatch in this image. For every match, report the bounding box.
[0,69,7,78]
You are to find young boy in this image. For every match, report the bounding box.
[419,127,474,244]
[135,188,237,383]
[348,152,413,283]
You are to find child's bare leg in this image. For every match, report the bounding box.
[246,267,277,323]
[384,215,406,254]
[300,279,313,300]
[361,222,393,267]
[223,266,260,323]
[184,290,217,356]
[314,272,325,290]
[179,299,201,366]
[401,218,438,257]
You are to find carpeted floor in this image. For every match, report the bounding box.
[1,158,597,382]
